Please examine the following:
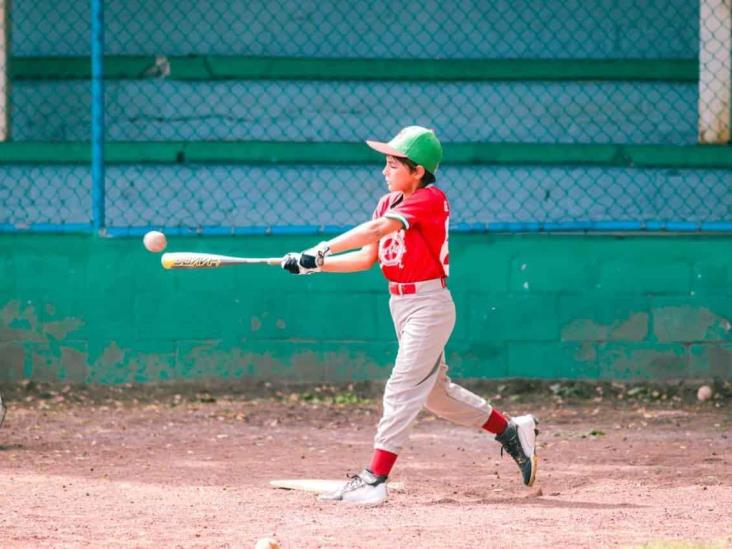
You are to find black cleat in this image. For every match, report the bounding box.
[495,414,539,486]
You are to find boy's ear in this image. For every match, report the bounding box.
[415,165,426,179]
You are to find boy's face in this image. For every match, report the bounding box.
[383,155,423,194]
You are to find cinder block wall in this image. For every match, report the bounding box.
[1,233,730,384]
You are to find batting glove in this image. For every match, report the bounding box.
[281,252,306,275]
[300,241,331,270]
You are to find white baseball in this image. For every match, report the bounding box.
[697,385,713,402]
[143,231,167,253]
[254,538,279,549]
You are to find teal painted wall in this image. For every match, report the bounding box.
[12,80,697,144]
[5,164,731,230]
[11,0,699,144]
[1,233,731,384]
[14,0,696,58]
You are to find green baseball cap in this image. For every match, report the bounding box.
[366,126,443,174]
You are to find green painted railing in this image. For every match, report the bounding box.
[2,141,732,169]
[9,56,698,82]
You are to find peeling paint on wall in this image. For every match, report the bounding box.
[1,299,86,381]
[653,306,732,342]
[562,312,649,342]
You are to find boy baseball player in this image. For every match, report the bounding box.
[282,126,538,505]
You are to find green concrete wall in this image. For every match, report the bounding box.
[1,233,730,384]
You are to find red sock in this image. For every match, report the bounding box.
[369,449,398,477]
[482,409,509,434]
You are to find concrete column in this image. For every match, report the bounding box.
[699,0,732,144]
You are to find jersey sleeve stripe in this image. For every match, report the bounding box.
[384,212,410,230]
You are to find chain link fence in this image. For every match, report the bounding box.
[1,0,730,233]
[1,1,92,230]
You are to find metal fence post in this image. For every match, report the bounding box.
[0,0,9,142]
[91,0,105,233]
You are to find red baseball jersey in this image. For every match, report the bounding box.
[372,184,450,283]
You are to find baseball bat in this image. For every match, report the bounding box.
[161,252,283,270]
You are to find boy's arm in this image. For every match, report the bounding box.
[281,216,401,275]
[321,242,378,273]
[324,217,403,254]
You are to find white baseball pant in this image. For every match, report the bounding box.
[373,286,494,454]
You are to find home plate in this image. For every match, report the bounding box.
[270,479,403,493]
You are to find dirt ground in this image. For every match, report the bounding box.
[0,380,731,548]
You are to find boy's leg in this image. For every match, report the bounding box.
[373,294,456,455]
[425,360,495,428]
[425,360,539,487]
[320,292,455,505]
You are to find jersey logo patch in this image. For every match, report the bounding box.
[379,230,406,268]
